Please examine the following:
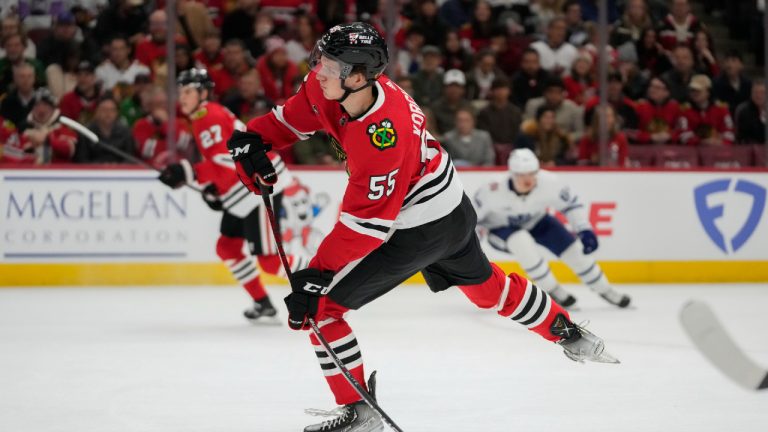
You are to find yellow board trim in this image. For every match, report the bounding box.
[2,261,768,286]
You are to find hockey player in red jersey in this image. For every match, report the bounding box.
[158,68,307,323]
[227,23,618,431]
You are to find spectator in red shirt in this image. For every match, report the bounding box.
[132,86,194,167]
[194,30,224,71]
[222,70,274,122]
[563,54,595,105]
[578,105,629,166]
[658,0,702,52]
[210,39,254,99]
[59,61,101,125]
[13,88,78,164]
[135,10,187,79]
[255,37,298,106]
[633,77,681,144]
[678,74,735,146]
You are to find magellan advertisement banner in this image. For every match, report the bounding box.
[1,168,767,285]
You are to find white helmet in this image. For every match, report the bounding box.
[508,148,540,174]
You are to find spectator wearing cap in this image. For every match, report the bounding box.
[678,74,735,146]
[735,81,766,145]
[59,61,101,125]
[36,11,80,69]
[578,105,629,166]
[634,77,681,144]
[95,36,150,91]
[713,50,752,116]
[515,106,574,167]
[409,45,444,107]
[476,77,523,147]
[524,76,584,142]
[563,54,595,105]
[396,26,427,78]
[255,37,298,106]
[93,0,149,47]
[13,88,78,164]
[0,33,45,93]
[210,39,254,99]
[0,63,38,128]
[0,15,37,59]
[119,73,152,127]
[658,0,703,52]
[441,30,473,73]
[584,71,639,134]
[530,17,579,76]
[223,70,274,123]
[441,108,495,166]
[76,96,135,164]
[194,30,224,71]
[430,69,474,135]
[511,48,550,109]
[467,50,507,101]
[661,45,697,102]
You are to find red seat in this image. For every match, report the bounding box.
[754,145,767,167]
[627,145,656,167]
[655,145,699,168]
[493,143,513,166]
[698,146,754,168]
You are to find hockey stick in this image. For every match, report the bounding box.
[680,300,768,391]
[58,115,202,192]
[255,183,405,432]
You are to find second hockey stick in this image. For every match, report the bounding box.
[255,183,405,432]
[58,115,202,192]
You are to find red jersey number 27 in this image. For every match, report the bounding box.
[199,125,223,149]
[368,169,399,200]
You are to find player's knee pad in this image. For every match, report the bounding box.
[216,235,246,261]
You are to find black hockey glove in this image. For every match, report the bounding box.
[284,268,335,331]
[201,184,223,211]
[227,130,276,195]
[577,230,598,254]
[158,160,193,189]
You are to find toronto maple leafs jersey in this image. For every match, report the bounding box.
[474,170,592,233]
[247,72,464,274]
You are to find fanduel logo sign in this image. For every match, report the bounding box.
[694,179,766,254]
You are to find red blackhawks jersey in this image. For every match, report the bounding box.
[190,101,292,218]
[247,72,464,274]
[634,99,681,144]
[133,116,194,167]
[677,101,735,146]
[0,113,77,164]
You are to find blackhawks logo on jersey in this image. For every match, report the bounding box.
[367,119,397,151]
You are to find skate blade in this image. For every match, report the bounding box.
[592,350,621,364]
[246,315,282,326]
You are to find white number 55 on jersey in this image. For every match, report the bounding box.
[368,169,399,200]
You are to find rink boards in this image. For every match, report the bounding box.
[1,167,767,285]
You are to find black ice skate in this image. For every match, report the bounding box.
[243,297,278,323]
[303,372,384,432]
[549,286,577,308]
[599,288,631,308]
[551,314,620,364]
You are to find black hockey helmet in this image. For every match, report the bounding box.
[309,22,388,84]
[176,68,215,91]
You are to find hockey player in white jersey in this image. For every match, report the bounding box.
[474,149,631,308]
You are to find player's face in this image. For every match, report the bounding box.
[314,56,346,100]
[512,172,538,193]
[178,85,202,115]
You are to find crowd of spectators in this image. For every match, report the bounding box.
[0,0,765,168]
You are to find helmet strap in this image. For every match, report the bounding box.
[337,78,375,103]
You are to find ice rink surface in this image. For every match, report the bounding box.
[1,283,766,432]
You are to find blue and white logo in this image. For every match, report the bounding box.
[694,179,766,254]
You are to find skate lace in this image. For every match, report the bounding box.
[304,406,353,429]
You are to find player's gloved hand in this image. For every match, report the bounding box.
[578,230,598,254]
[226,130,276,195]
[158,160,193,189]
[284,268,334,330]
[201,184,223,211]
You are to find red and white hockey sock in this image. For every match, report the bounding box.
[217,235,267,301]
[310,301,366,406]
[459,263,569,342]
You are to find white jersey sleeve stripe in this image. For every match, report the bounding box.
[339,212,391,240]
[273,105,314,140]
